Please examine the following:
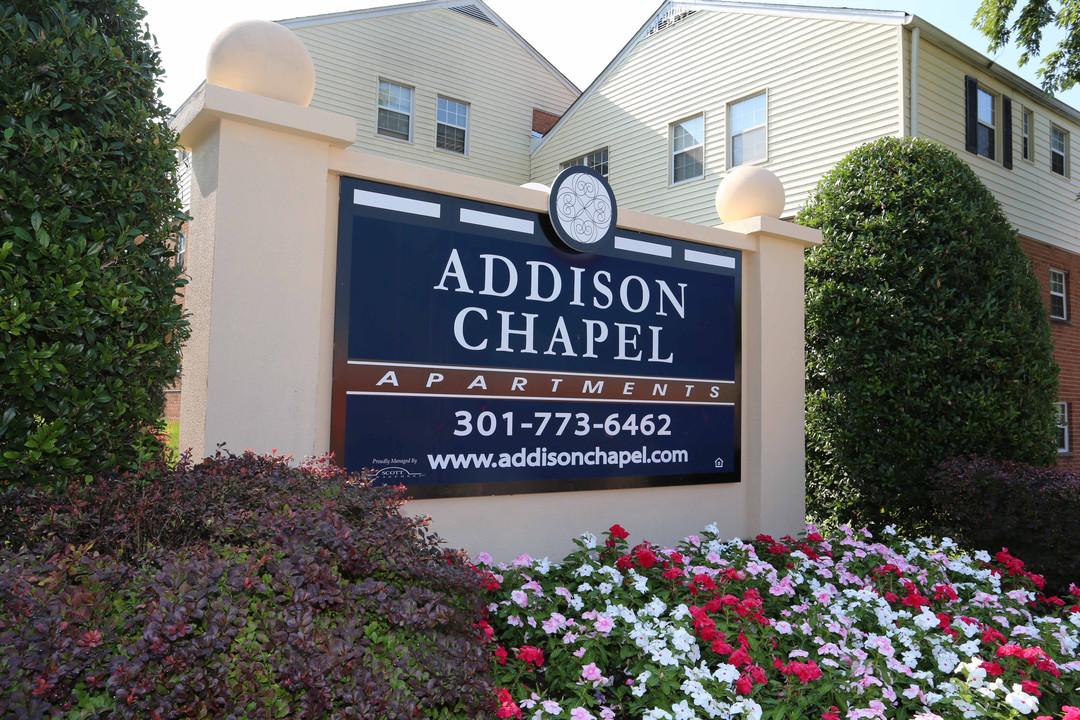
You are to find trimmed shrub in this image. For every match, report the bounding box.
[797,137,1058,531]
[0,451,495,719]
[0,0,188,484]
[930,455,1080,595]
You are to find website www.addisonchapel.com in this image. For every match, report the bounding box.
[427,446,690,470]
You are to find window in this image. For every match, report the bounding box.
[1022,108,1033,161]
[1052,124,1069,176]
[175,233,185,269]
[436,96,468,154]
[976,87,995,160]
[729,92,767,167]
[1050,268,1067,320]
[965,77,1012,167]
[671,114,704,183]
[1056,402,1069,453]
[377,80,413,141]
[561,148,609,177]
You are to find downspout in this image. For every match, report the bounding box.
[910,24,920,137]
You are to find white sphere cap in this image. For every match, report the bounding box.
[206,20,316,106]
[714,165,786,223]
[520,182,550,192]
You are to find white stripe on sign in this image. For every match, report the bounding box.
[354,189,441,218]
[614,236,672,258]
[460,208,534,235]
[684,249,736,268]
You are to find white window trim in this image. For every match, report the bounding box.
[1021,108,1034,163]
[1056,401,1070,454]
[670,112,705,185]
[376,79,414,143]
[727,90,769,169]
[1051,123,1069,177]
[435,95,469,156]
[1050,268,1068,320]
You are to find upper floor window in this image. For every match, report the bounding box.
[976,88,996,160]
[671,114,704,184]
[965,76,1013,167]
[1022,108,1034,161]
[1050,268,1067,320]
[1051,124,1069,176]
[1056,401,1070,453]
[436,96,469,154]
[561,148,608,177]
[729,92,767,167]
[377,80,413,141]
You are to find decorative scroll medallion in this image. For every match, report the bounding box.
[548,166,617,253]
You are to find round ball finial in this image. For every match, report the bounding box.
[206,20,316,106]
[714,165,786,223]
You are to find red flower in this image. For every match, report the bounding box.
[729,646,752,667]
[496,688,521,719]
[1061,707,1080,720]
[661,566,682,580]
[822,707,841,720]
[980,661,1004,676]
[735,674,753,695]
[615,554,635,570]
[608,524,629,539]
[635,547,657,569]
[494,646,508,665]
[711,638,734,655]
[516,645,544,668]
[1021,679,1041,696]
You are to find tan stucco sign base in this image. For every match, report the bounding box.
[173,83,820,561]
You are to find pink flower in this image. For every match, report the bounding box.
[594,615,615,634]
[582,662,603,683]
[1063,707,1080,720]
[570,708,594,720]
[512,553,533,567]
[511,590,529,607]
[573,647,587,658]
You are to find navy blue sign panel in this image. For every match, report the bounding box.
[331,177,741,499]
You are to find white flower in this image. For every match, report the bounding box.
[580,532,597,549]
[575,564,595,577]
[671,700,694,720]
[914,610,940,630]
[643,709,673,720]
[598,582,613,595]
[1005,685,1039,714]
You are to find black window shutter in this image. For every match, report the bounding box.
[1003,95,1013,169]
[965,75,978,154]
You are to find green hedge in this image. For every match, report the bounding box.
[0,0,188,484]
[797,137,1058,531]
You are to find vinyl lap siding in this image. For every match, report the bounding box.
[292,9,577,185]
[531,12,902,224]
[915,38,1080,254]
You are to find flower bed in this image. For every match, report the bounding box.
[482,525,1080,720]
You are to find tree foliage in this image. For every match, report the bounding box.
[0,0,188,483]
[974,0,1080,93]
[797,137,1058,531]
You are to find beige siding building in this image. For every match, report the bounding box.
[280,1,579,186]
[533,0,1080,463]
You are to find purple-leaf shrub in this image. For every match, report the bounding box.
[929,455,1080,594]
[0,450,495,719]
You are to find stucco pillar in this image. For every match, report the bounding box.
[721,216,819,537]
[171,83,355,459]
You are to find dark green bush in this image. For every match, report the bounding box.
[0,451,496,718]
[0,0,188,484]
[930,455,1080,594]
[797,137,1058,531]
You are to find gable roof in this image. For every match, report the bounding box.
[277,0,580,96]
[531,0,1080,156]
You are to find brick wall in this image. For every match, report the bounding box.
[1019,235,1080,470]
[163,385,181,422]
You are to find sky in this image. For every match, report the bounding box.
[141,0,1080,114]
